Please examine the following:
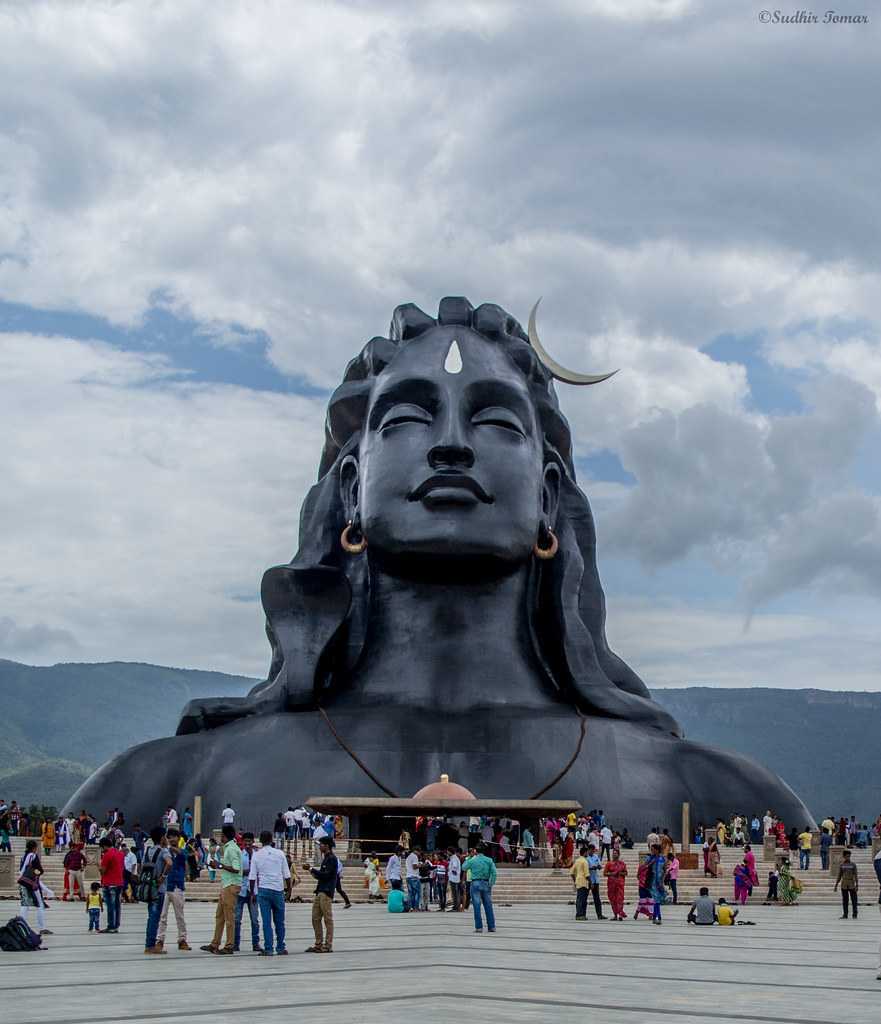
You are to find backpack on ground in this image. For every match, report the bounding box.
[136,846,162,903]
[0,916,43,951]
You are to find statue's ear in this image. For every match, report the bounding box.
[542,461,562,527]
[339,454,360,521]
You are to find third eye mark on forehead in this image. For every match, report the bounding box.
[368,377,534,433]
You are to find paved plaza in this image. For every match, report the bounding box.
[3,900,880,1024]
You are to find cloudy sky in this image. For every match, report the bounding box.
[1,0,879,689]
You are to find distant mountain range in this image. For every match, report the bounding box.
[1,659,878,820]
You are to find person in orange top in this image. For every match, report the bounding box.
[603,849,628,920]
[41,820,55,857]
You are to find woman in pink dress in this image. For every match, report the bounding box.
[743,843,759,889]
[734,860,752,905]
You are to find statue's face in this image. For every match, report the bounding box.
[350,326,557,562]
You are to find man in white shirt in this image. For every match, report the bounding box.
[283,807,296,847]
[249,832,291,955]
[405,847,422,911]
[763,811,773,837]
[447,848,463,912]
[385,846,403,892]
[600,825,613,861]
[221,805,236,826]
[166,807,179,826]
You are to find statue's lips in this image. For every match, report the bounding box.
[408,473,493,507]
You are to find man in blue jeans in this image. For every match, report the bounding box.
[463,844,497,933]
[234,832,261,952]
[144,826,173,953]
[249,830,291,955]
[405,847,422,911]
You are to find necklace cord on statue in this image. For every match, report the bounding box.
[316,705,587,802]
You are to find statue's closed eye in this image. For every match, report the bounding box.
[378,404,433,431]
[471,406,527,437]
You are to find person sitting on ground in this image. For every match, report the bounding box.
[716,897,738,925]
[387,885,405,913]
[687,886,716,925]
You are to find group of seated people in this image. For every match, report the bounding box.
[687,887,742,926]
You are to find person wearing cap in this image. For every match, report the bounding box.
[304,836,336,953]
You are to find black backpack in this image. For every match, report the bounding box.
[136,847,162,903]
[0,916,42,951]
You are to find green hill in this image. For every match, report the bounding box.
[1,660,878,819]
[651,687,881,822]
[0,660,256,806]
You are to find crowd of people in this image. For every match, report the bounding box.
[4,797,880,979]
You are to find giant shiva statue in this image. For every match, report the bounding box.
[65,297,813,827]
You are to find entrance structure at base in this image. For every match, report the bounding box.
[307,778,581,853]
[65,297,814,831]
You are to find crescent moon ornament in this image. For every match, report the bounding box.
[527,299,618,386]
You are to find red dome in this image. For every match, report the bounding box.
[413,774,476,800]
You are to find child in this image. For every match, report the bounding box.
[207,837,218,882]
[716,897,738,925]
[765,867,779,903]
[86,882,103,933]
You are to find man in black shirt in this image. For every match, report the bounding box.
[304,837,336,952]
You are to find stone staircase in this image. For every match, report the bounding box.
[3,839,877,907]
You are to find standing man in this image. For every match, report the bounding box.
[284,807,296,851]
[447,848,462,911]
[385,845,403,891]
[156,827,190,952]
[221,804,236,828]
[304,836,337,953]
[143,826,172,954]
[820,829,833,871]
[521,826,536,868]
[250,831,290,956]
[98,836,125,934]
[798,826,813,871]
[200,824,242,955]
[834,849,859,920]
[234,832,261,953]
[587,843,606,919]
[405,846,422,911]
[570,845,590,920]
[600,823,613,861]
[63,844,87,901]
[463,844,497,933]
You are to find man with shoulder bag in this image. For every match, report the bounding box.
[142,826,173,954]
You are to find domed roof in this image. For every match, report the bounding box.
[413,774,476,801]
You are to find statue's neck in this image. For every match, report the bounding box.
[341,560,556,711]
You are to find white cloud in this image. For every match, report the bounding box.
[0,333,325,675]
[605,596,881,691]
[1,2,880,687]
[1,2,880,389]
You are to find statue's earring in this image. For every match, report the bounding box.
[340,514,367,555]
[533,522,558,560]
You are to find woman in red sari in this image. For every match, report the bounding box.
[603,850,628,920]
[561,830,575,868]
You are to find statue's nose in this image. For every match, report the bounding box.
[428,443,475,469]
